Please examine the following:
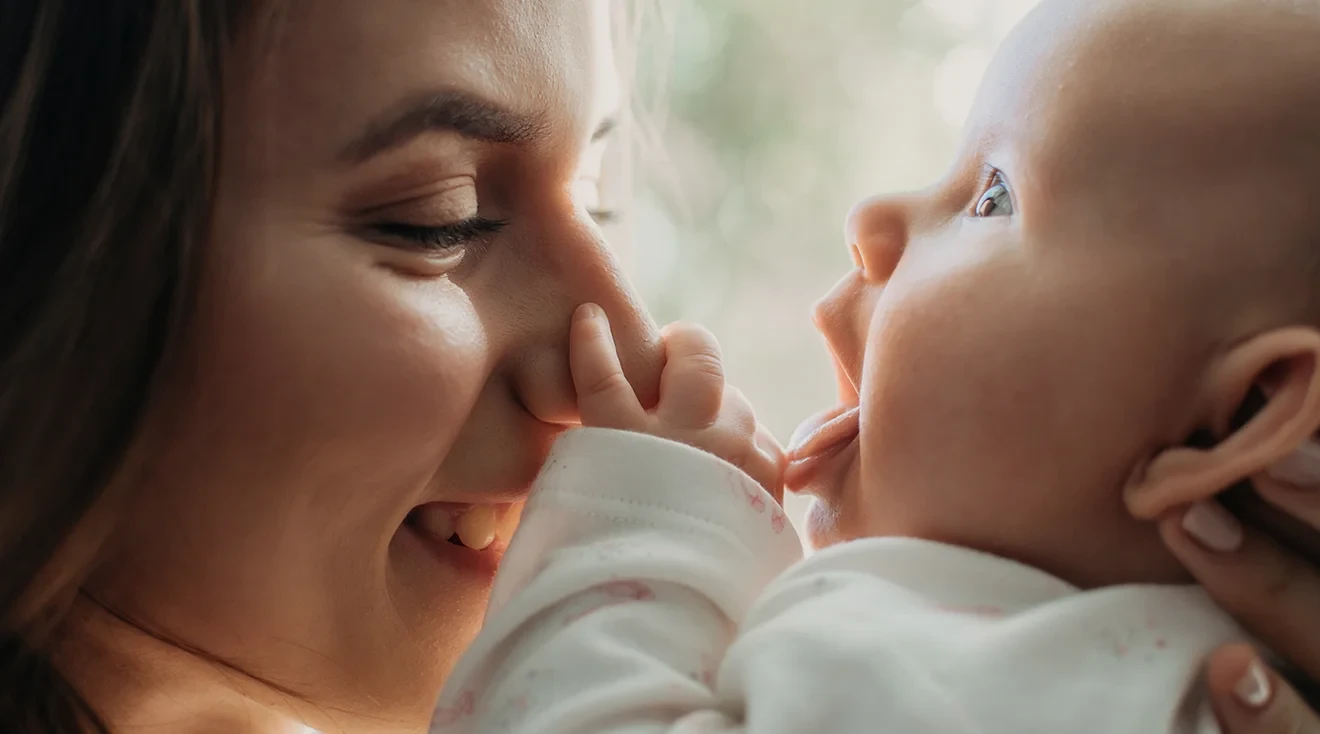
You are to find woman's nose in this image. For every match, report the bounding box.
[506,219,663,425]
[844,193,910,283]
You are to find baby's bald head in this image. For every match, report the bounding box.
[973,0,1320,332]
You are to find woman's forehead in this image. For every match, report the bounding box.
[228,0,615,169]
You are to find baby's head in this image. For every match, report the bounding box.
[791,0,1320,587]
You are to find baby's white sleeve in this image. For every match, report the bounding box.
[431,427,816,733]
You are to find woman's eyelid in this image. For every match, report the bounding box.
[359,187,482,230]
[572,175,621,224]
[351,169,482,218]
[572,177,601,209]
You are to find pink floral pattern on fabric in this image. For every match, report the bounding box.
[599,580,657,601]
[742,483,767,513]
[562,581,658,626]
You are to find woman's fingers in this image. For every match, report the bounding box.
[1255,477,1320,537]
[570,304,646,429]
[1160,502,1320,679]
[1208,644,1320,734]
[656,323,725,428]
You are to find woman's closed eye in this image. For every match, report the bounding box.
[573,177,618,226]
[370,217,509,251]
[365,174,619,255]
[357,177,505,256]
[370,207,617,253]
[973,171,1015,218]
[587,208,618,225]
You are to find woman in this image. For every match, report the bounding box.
[0,1,1315,732]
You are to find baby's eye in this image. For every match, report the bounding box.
[974,174,1014,217]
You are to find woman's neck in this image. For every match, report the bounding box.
[52,599,310,734]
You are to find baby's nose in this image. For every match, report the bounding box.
[844,194,910,283]
[812,273,868,390]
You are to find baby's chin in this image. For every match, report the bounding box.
[794,442,864,549]
[804,497,850,549]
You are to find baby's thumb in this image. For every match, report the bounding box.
[570,304,645,429]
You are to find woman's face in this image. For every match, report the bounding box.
[87,0,661,729]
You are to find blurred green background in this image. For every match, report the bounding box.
[627,0,1042,528]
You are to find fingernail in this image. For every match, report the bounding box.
[1234,659,1272,709]
[1181,501,1243,552]
[576,303,605,324]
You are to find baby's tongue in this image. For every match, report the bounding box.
[787,405,860,462]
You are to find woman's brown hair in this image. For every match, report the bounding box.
[0,1,245,730]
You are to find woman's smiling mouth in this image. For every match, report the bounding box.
[406,502,522,550]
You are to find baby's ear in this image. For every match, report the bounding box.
[1125,326,1320,520]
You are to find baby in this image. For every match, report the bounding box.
[434,0,1320,731]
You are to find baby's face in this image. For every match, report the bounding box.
[791,0,1320,586]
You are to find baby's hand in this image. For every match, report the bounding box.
[570,303,785,503]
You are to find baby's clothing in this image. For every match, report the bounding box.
[433,428,1246,733]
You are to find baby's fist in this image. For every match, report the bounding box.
[570,304,785,502]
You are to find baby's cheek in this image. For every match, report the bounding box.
[853,279,1033,532]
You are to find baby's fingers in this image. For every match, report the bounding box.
[753,423,787,505]
[657,323,725,428]
[571,304,645,429]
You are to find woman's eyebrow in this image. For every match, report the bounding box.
[340,91,549,163]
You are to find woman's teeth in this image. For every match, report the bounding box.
[456,505,497,550]
[412,503,517,551]
[415,505,456,541]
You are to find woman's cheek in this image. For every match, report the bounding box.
[187,244,492,512]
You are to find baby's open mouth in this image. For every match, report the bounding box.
[783,348,862,492]
[406,502,520,551]
[784,404,860,491]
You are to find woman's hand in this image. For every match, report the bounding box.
[570,303,786,502]
[1159,470,1320,733]
[1203,644,1318,734]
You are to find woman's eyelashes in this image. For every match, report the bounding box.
[370,217,509,251]
[572,176,619,225]
[972,171,1015,218]
[587,209,618,225]
[369,208,618,252]
[361,172,620,255]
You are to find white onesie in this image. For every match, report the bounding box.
[432,428,1246,733]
